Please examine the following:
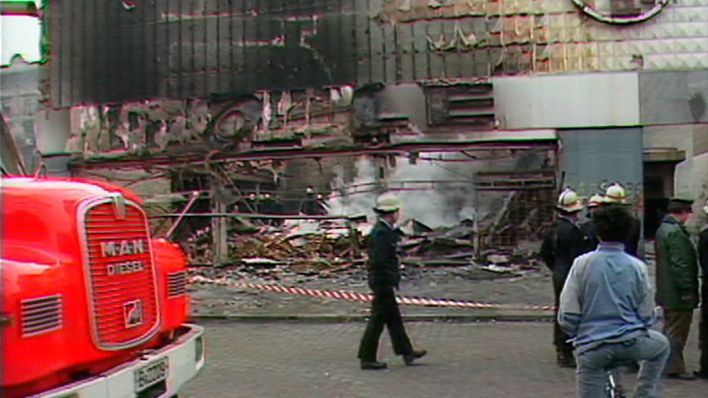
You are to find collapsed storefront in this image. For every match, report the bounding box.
[62,83,559,266]
[23,0,707,269]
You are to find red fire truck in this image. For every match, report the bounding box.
[1,119,204,397]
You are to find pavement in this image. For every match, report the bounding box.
[181,319,707,398]
[183,244,707,397]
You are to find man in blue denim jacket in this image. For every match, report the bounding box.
[559,205,670,397]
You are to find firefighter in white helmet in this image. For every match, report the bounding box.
[540,188,594,368]
[587,194,606,209]
[556,188,585,213]
[603,183,642,257]
[605,182,629,204]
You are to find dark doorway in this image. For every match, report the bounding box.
[643,161,680,239]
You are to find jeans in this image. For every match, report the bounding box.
[576,330,669,398]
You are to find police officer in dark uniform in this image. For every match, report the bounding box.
[655,197,699,379]
[358,193,426,370]
[541,188,593,368]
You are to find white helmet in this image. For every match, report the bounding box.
[605,183,628,204]
[373,193,403,213]
[557,188,584,213]
[587,194,605,208]
[703,199,708,215]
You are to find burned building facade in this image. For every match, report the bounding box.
[36,0,708,253]
[45,1,706,106]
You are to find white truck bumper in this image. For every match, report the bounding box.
[30,324,205,398]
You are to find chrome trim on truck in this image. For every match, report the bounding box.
[77,197,162,351]
[27,324,205,398]
[21,294,63,337]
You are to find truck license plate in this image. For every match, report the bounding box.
[135,357,168,392]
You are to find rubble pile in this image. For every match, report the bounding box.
[183,217,545,284]
[185,219,368,277]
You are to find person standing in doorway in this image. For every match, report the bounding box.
[540,188,593,368]
[655,197,699,380]
[696,199,708,379]
[358,193,426,370]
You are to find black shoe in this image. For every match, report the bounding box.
[665,372,695,380]
[692,371,708,380]
[403,349,427,366]
[360,360,388,370]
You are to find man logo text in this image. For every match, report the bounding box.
[100,239,147,258]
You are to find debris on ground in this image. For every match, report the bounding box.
[184,216,545,286]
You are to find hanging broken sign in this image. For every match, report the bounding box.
[571,0,671,25]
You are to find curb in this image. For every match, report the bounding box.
[190,311,555,323]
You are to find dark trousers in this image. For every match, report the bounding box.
[699,281,708,373]
[663,309,694,375]
[553,279,574,357]
[358,286,413,361]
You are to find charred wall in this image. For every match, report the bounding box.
[50,0,493,107]
[48,0,708,108]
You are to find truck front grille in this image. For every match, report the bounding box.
[21,295,63,337]
[81,199,160,350]
[167,271,187,298]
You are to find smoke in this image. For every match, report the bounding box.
[327,158,378,218]
[327,153,493,228]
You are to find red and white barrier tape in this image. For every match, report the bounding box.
[190,275,554,312]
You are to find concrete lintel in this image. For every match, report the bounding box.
[643,148,687,163]
[392,129,558,144]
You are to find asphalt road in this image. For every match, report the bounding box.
[181,320,706,398]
